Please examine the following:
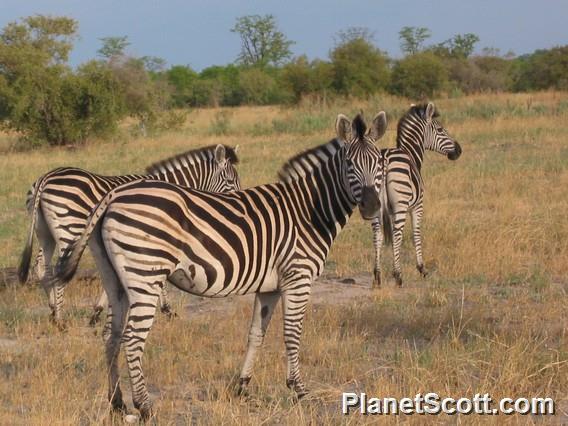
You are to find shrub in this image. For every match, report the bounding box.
[390,52,448,99]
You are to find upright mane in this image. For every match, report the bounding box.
[145,144,239,175]
[277,138,343,183]
[396,104,439,148]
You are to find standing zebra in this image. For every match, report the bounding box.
[18,144,240,327]
[55,112,386,420]
[372,103,462,288]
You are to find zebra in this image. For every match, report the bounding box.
[54,111,387,420]
[18,144,241,328]
[372,102,462,288]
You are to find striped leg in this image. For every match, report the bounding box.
[122,288,160,420]
[238,292,280,396]
[90,290,108,327]
[410,203,427,278]
[371,218,384,288]
[88,232,129,412]
[281,281,311,398]
[32,248,45,283]
[158,284,176,319]
[91,284,174,327]
[391,206,408,287]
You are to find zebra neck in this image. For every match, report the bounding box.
[397,126,425,171]
[150,166,203,188]
[289,162,355,247]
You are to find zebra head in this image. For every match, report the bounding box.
[411,102,462,161]
[210,144,241,192]
[336,111,386,220]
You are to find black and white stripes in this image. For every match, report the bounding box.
[55,112,387,420]
[372,103,462,287]
[18,144,240,326]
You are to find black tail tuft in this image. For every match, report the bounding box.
[17,244,32,284]
[55,246,80,284]
[382,201,392,246]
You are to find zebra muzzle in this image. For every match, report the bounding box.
[359,186,380,220]
[448,141,462,160]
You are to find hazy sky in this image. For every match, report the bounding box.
[2,0,566,70]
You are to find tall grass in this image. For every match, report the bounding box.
[0,91,567,423]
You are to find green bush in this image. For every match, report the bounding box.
[390,52,448,99]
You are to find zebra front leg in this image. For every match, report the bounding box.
[281,282,311,398]
[238,291,280,397]
[158,283,176,320]
[410,204,427,278]
[90,290,108,327]
[371,218,384,288]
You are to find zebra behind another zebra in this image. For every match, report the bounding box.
[372,102,462,288]
[55,111,387,420]
[18,144,240,328]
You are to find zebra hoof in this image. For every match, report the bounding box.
[236,377,251,398]
[372,270,381,289]
[50,316,67,332]
[286,378,309,399]
[137,403,154,422]
[393,272,403,287]
[160,305,177,320]
[89,309,103,327]
[417,264,428,278]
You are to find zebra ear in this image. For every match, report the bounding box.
[369,111,387,141]
[426,102,436,122]
[234,145,240,154]
[335,114,352,142]
[214,144,226,164]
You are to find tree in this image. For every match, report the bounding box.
[0,15,124,146]
[390,52,448,99]
[97,36,130,60]
[330,28,390,96]
[231,14,294,67]
[433,33,480,59]
[399,26,431,55]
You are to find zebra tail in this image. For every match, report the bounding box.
[380,159,392,247]
[17,174,50,284]
[55,182,125,284]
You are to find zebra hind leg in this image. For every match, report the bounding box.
[88,234,129,412]
[238,291,280,397]
[281,281,312,399]
[410,205,428,278]
[371,218,384,289]
[391,210,407,287]
[90,290,108,327]
[158,283,176,320]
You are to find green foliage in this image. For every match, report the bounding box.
[512,46,568,91]
[231,14,294,67]
[0,16,124,146]
[399,26,431,55]
[432,33,480,59]
[97,36,130,60]
[166,65,198,107]
[330,29,390,96]
[390,52,448,99]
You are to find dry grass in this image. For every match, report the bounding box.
[0,92,567,424]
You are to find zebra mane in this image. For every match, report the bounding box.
[396,104,440,148]
[145,144,239,175]
[278,138,344,182]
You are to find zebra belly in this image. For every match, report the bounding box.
[169,262,280,297]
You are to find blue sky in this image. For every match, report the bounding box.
[1,0,567,70]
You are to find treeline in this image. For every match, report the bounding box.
[1,15,567,146]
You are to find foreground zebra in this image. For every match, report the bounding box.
[18,144,240,327]
[55,112,386,420]
[372,103,462,288]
